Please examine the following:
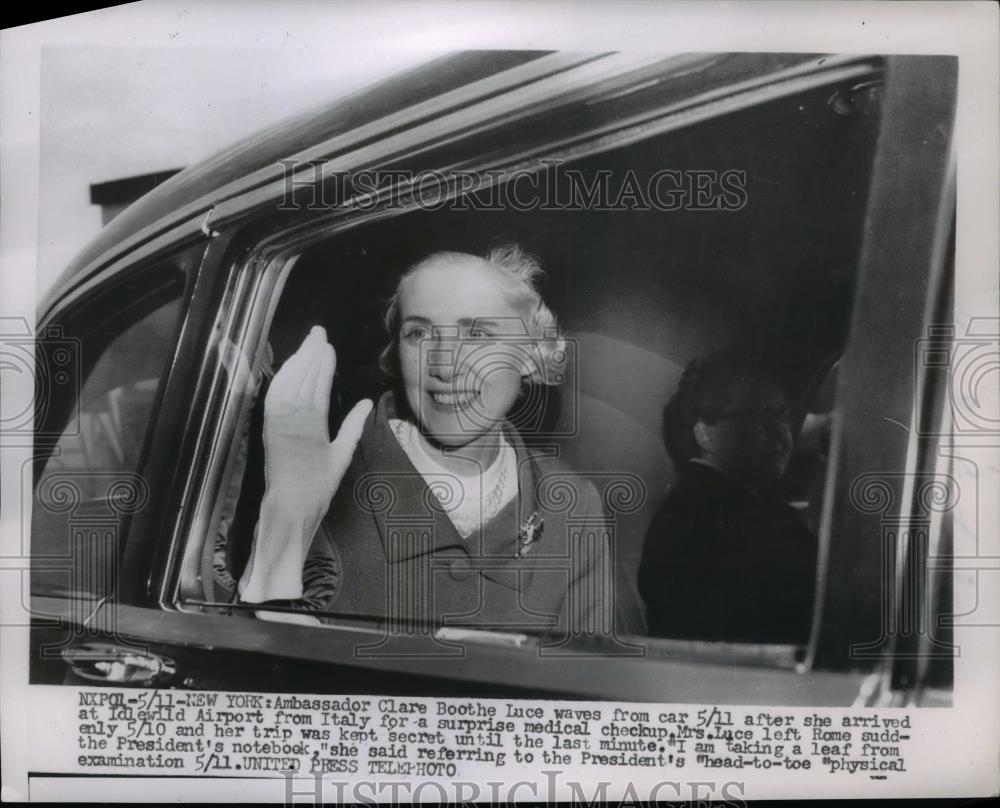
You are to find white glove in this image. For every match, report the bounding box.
[239,326,373,603]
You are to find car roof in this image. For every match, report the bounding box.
[43,49,872,315]
[43,51,547,310]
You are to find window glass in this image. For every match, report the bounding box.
[33,281,184,598]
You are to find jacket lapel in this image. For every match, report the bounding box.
[357,393,466,563]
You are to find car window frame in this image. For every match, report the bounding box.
[140,52,950,695]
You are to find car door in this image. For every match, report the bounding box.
[31,52,956,704]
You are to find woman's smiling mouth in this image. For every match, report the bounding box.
[430,390,481,407]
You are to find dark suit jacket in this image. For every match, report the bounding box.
[638,461,818,644]
[288,392,618,636]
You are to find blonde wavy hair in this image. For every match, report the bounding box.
[379,244,567,387]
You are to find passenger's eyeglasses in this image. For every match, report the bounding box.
[712,407,794,428]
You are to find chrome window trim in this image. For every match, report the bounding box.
[883,156,957,670]
[169,251,300,600]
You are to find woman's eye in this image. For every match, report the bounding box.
[468,327,490,339]
[404,327,429,340]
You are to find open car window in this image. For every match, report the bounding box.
[168,60,894,675]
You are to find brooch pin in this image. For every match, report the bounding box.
[515,512,544,559]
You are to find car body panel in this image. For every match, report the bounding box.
[31,597,868,703]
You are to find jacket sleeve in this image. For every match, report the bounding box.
[300,521,340,611]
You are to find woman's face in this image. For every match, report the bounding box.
[397,258,530,449]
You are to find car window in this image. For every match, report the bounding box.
[175,70,888,668]
[32,275,185,599]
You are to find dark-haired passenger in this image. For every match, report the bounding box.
[638,353,818,644]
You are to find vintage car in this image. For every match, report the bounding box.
[30,50,956,705]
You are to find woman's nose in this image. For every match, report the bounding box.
[426,341,457,382]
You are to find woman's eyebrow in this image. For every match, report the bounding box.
[402,316,505,327]
[468,317,529,334]
[401,316,521,334]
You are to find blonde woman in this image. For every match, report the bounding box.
[239,246,616,636]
